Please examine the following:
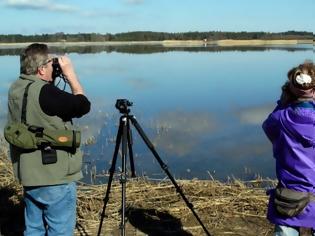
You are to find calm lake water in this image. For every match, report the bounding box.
[0,44,313,183]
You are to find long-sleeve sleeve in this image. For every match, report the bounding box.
[39,84,91,121]
[262,105,281,143]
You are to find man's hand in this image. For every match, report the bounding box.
[57,55,84,95]
[58,56,75,79]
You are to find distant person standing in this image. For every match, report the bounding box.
[263,61,315,236]
[5,43,90,235]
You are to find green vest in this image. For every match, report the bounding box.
[7,74,83,186]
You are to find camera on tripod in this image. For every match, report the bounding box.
[115,99,133,114]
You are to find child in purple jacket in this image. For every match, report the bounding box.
[263,61,315,236]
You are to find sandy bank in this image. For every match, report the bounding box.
[163,39,313,46]
[217,39,301,46]
[0,39,312,49]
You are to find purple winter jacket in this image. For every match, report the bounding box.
[263,101,315,228]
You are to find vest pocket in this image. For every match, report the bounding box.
[67,149,83,175]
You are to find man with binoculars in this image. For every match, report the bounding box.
[5,43,90,235]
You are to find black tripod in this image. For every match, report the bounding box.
[97,99,211,236]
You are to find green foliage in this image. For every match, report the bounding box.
[0,31,313,43]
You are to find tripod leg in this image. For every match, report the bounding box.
[129,115,211,236]
[120,117,128,236]
[97,119,123,236]
[127,118,136,177]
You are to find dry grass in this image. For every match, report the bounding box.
[0,142,276,236]
[75,178,275,236]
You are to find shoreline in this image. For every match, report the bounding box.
[0,39,313,49]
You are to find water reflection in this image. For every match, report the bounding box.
[236,104,275,125]
[0,44,313,183]
[0,43,312,56]
[80,105,274,183]
[152,111,218,156]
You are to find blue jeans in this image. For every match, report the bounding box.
[274,225,315,236]
[23,182,77,236]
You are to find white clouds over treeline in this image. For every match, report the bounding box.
[2,0,78,12]
[2,0,145,12]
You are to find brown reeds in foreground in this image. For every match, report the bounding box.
[0,142,276,236]
[76,178,277,236]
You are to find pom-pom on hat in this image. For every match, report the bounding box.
[295,73,312,86]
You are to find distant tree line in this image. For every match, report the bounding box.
[0,31,313,43]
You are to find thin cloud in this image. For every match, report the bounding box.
[124,0,144,5]
[81,10,128,18]
[4,0,78,12]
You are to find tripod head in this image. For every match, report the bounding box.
[115,99,133,114]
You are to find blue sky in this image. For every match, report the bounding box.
[0,0,314,35]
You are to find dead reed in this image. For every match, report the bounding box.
[75,177,275,236]
[0,142,275,236]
